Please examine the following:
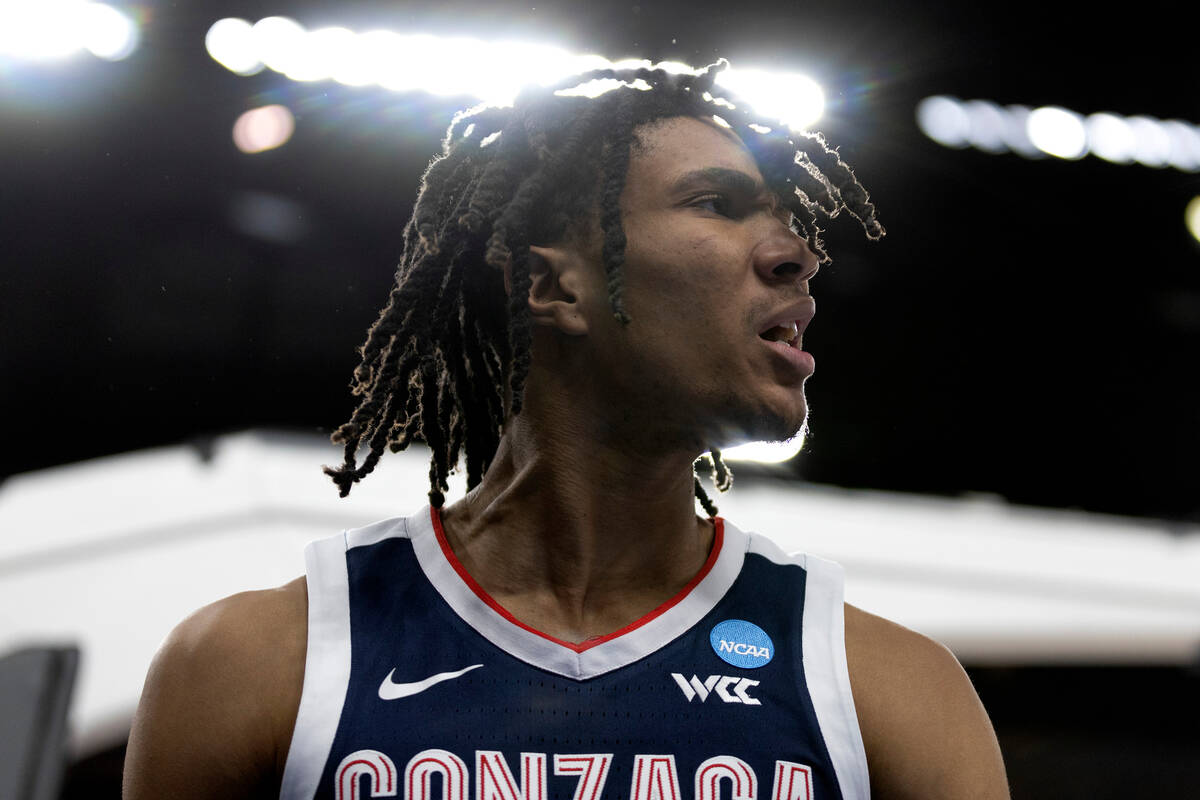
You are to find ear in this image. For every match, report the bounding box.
[527,244,589,336]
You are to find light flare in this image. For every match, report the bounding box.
[205,18,262,75]
[0,1,138,62]
[232,104,295,154]
[714,67,824,131]
[1185,197,1200,245]
[919,96,1200,172]
[1027,106,1088,160]
[204,18,826,129]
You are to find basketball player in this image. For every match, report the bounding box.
[124,62,1008,799]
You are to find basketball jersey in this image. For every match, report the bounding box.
[280,507,869,800]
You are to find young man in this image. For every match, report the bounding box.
[125,63,1008,799]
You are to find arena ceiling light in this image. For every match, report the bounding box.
[232,105,295,154]
[916,95,1200,172]
[0,2,139,62]
[1025,106,1088,160]
[205,17,825,130]
[1186,197,1200,245]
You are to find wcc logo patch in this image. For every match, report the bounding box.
[670,673,761,705]
[709,619,773,668]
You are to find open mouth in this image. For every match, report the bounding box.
[758,321,800,347]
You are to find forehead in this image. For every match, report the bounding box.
[624,116,765,199]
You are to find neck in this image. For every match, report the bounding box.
[438,370,716,644]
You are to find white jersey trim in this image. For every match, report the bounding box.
[345,516,408,549]
[407,507,747,681]
[279,532,354,800]
[285,509,868,799]
[799,554,871,800]
[744,531,869,798]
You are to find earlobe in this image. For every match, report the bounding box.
[527,245,589,336]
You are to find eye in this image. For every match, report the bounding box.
[691,193,737,217]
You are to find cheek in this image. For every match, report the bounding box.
[618,228,750,354]
[625,235,739,303]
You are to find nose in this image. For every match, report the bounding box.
[753,221,819,287]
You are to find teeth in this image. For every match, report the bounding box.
[764,322,798,343]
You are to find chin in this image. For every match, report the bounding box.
[708,401,809,450]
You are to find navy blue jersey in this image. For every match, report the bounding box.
[280,507,868,800]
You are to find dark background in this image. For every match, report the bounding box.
[3,1,1197,521]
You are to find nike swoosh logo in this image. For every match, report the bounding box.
[378,663,484,700]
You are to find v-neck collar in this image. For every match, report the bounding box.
[405,506,747,680]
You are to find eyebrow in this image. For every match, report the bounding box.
[668,167,769,200]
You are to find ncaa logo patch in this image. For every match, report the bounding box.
[710,619,773,668]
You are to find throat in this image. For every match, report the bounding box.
[435,501,718,647]
[450,518,722,649]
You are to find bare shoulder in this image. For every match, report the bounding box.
[843,604,1009,800]
[123,577,309,800]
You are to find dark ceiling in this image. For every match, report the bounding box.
[3,1,1197,521]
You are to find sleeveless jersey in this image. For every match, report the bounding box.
[280,507,869,800]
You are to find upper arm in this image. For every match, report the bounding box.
[123,578,308,800]
[844,604,1009,800]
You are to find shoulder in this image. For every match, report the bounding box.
[843,604,1009,800]
[159,577,309,671]
[123,577,309,800]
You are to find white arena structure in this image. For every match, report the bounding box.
[2,430,1198,757]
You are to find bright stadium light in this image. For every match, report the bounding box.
[1162,121,1200,172]
[714,67,824,131]
[80,2,138,60]
[919,96,1200,173]
[251,16,306,76]
[205,18,827,130]
[232,104,295,154]
[915,96,971,148]
[1126,115,1173,168]
[1027,106,1088,160]
[963,100,1009,153]
[375,33,438,93]
[0,2,138,62]
[0,5,79,60]
[331,29,395,87]
[995,105,1043,158]
[1086,113,1137,164]
[469,40,583,105]
[415,35,487,96]
[288,25,356,83]
[1186,197,1200,245]
[205,18,262,76]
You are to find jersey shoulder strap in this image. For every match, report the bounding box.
[743,529,871,800]
[279,515,414,799]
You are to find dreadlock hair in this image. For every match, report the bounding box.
[324,59,885,513]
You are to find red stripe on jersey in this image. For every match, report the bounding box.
[429,507,724,654]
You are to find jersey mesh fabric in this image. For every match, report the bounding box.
[279,508,869,800]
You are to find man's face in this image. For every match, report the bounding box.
[577,115,820,452]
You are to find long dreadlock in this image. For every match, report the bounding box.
[324,60,885,513]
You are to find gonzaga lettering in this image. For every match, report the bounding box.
[279,508,869,800]
[330,750,819,800]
